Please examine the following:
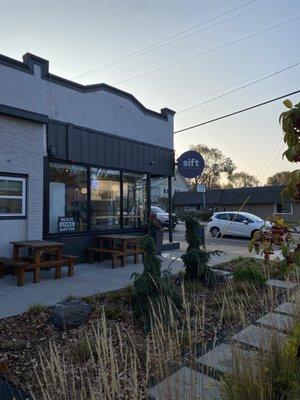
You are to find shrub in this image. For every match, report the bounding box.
[180,211,213,221]
[233,263,266,287]
[70,338,97,363]
[182,248,217,287]
[131,235,181,330]
[27,303,47,313]
[182,217,222,286]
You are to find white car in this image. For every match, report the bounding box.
[207,211,271,239]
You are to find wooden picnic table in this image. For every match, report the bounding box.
[10,240,64,283]
[97,234,141,267]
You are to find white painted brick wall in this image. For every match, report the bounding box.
[0,114,44,255]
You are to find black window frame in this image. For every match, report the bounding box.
[44,158,150,237]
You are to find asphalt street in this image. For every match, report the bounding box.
[168,222,251,249]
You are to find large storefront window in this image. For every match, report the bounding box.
[123,173,147,228]
[90,168,120,230]
[49,163,88,233]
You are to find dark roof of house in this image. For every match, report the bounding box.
[173,186,287,206]
[173,191,205,206]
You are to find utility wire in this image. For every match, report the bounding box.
[177,62,300,114]
[174,89,300,134]
[74,0,259,80]
[172,63,286,107]
[116,17,299,85]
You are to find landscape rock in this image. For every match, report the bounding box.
[51,300,92,330]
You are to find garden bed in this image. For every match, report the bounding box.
[0,272,284,399]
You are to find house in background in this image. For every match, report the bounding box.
[173,186,299,223]
[151,169,190,204]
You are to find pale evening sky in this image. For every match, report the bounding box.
[1,0,300,184]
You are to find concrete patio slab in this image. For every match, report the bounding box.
[275,302,297,316]
[196,343,254,374]
[266,279,298,290]
[257,312,294,333]
[232,324,287,351]
[148,367,220,400]
[0,252,185,319]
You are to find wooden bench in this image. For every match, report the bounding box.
[0,257,31,282]
[87,247,123,268]
[15,256,78,286]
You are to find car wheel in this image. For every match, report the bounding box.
[251,229,259,239]
[210,227,221,238]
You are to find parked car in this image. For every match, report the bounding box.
[207,211,271,239]
[151,206,178,229]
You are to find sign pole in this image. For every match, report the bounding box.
[168,176,173,243]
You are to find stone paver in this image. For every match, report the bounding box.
[233,324,287,351]
[196,343,254,374]
[148,367,220,400]
[275,302,297,316]
[266,279,298,290]
[257,312,294,333]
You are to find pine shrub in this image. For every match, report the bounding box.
[131,235,181,330]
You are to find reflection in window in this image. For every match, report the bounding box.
[90,168,120,230]
[49,163,88,233]
[123,173,147,228]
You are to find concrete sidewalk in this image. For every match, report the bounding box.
[0,253,185,319]
[0,244,280,320]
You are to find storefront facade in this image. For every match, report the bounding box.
[0,53,175,258]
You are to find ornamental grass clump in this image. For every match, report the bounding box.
[222,290,300,400]
[233,262,267,287]
[181,217,222,286]
[131,235,181,330]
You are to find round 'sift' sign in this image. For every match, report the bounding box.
[177,151,205,178]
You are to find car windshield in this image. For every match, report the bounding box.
[151,206,165,214]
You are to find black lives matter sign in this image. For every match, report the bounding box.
[58,217,76,233]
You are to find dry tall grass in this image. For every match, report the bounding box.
[30,283,299,400]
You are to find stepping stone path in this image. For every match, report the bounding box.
[148,366,221,400]
[232,324,288,351]
[257,312,294,333]
[148,278,298,399]
[196,343,254,374]
[266,279,298,290]
[275,301,297,315]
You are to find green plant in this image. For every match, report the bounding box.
[63,295,78,302]
[185,216,201,251]
[27,303,47,313]
[131,235,181,330]
[222,334,300,400]
[70,338,95,363]
[233,263,267,287]
[182,217,222,286]
[249,216,293,263]
[181,248,218,287]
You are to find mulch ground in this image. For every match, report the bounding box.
[0,274,281,398]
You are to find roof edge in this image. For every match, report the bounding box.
[0,52,176,121]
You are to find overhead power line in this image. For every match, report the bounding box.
[74,0,259,80]
[174,89,300,134]
[116,17,299,85]
[177,61,300,114]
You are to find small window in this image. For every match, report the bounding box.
[0,176,26,217]
[275,203,293,215]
